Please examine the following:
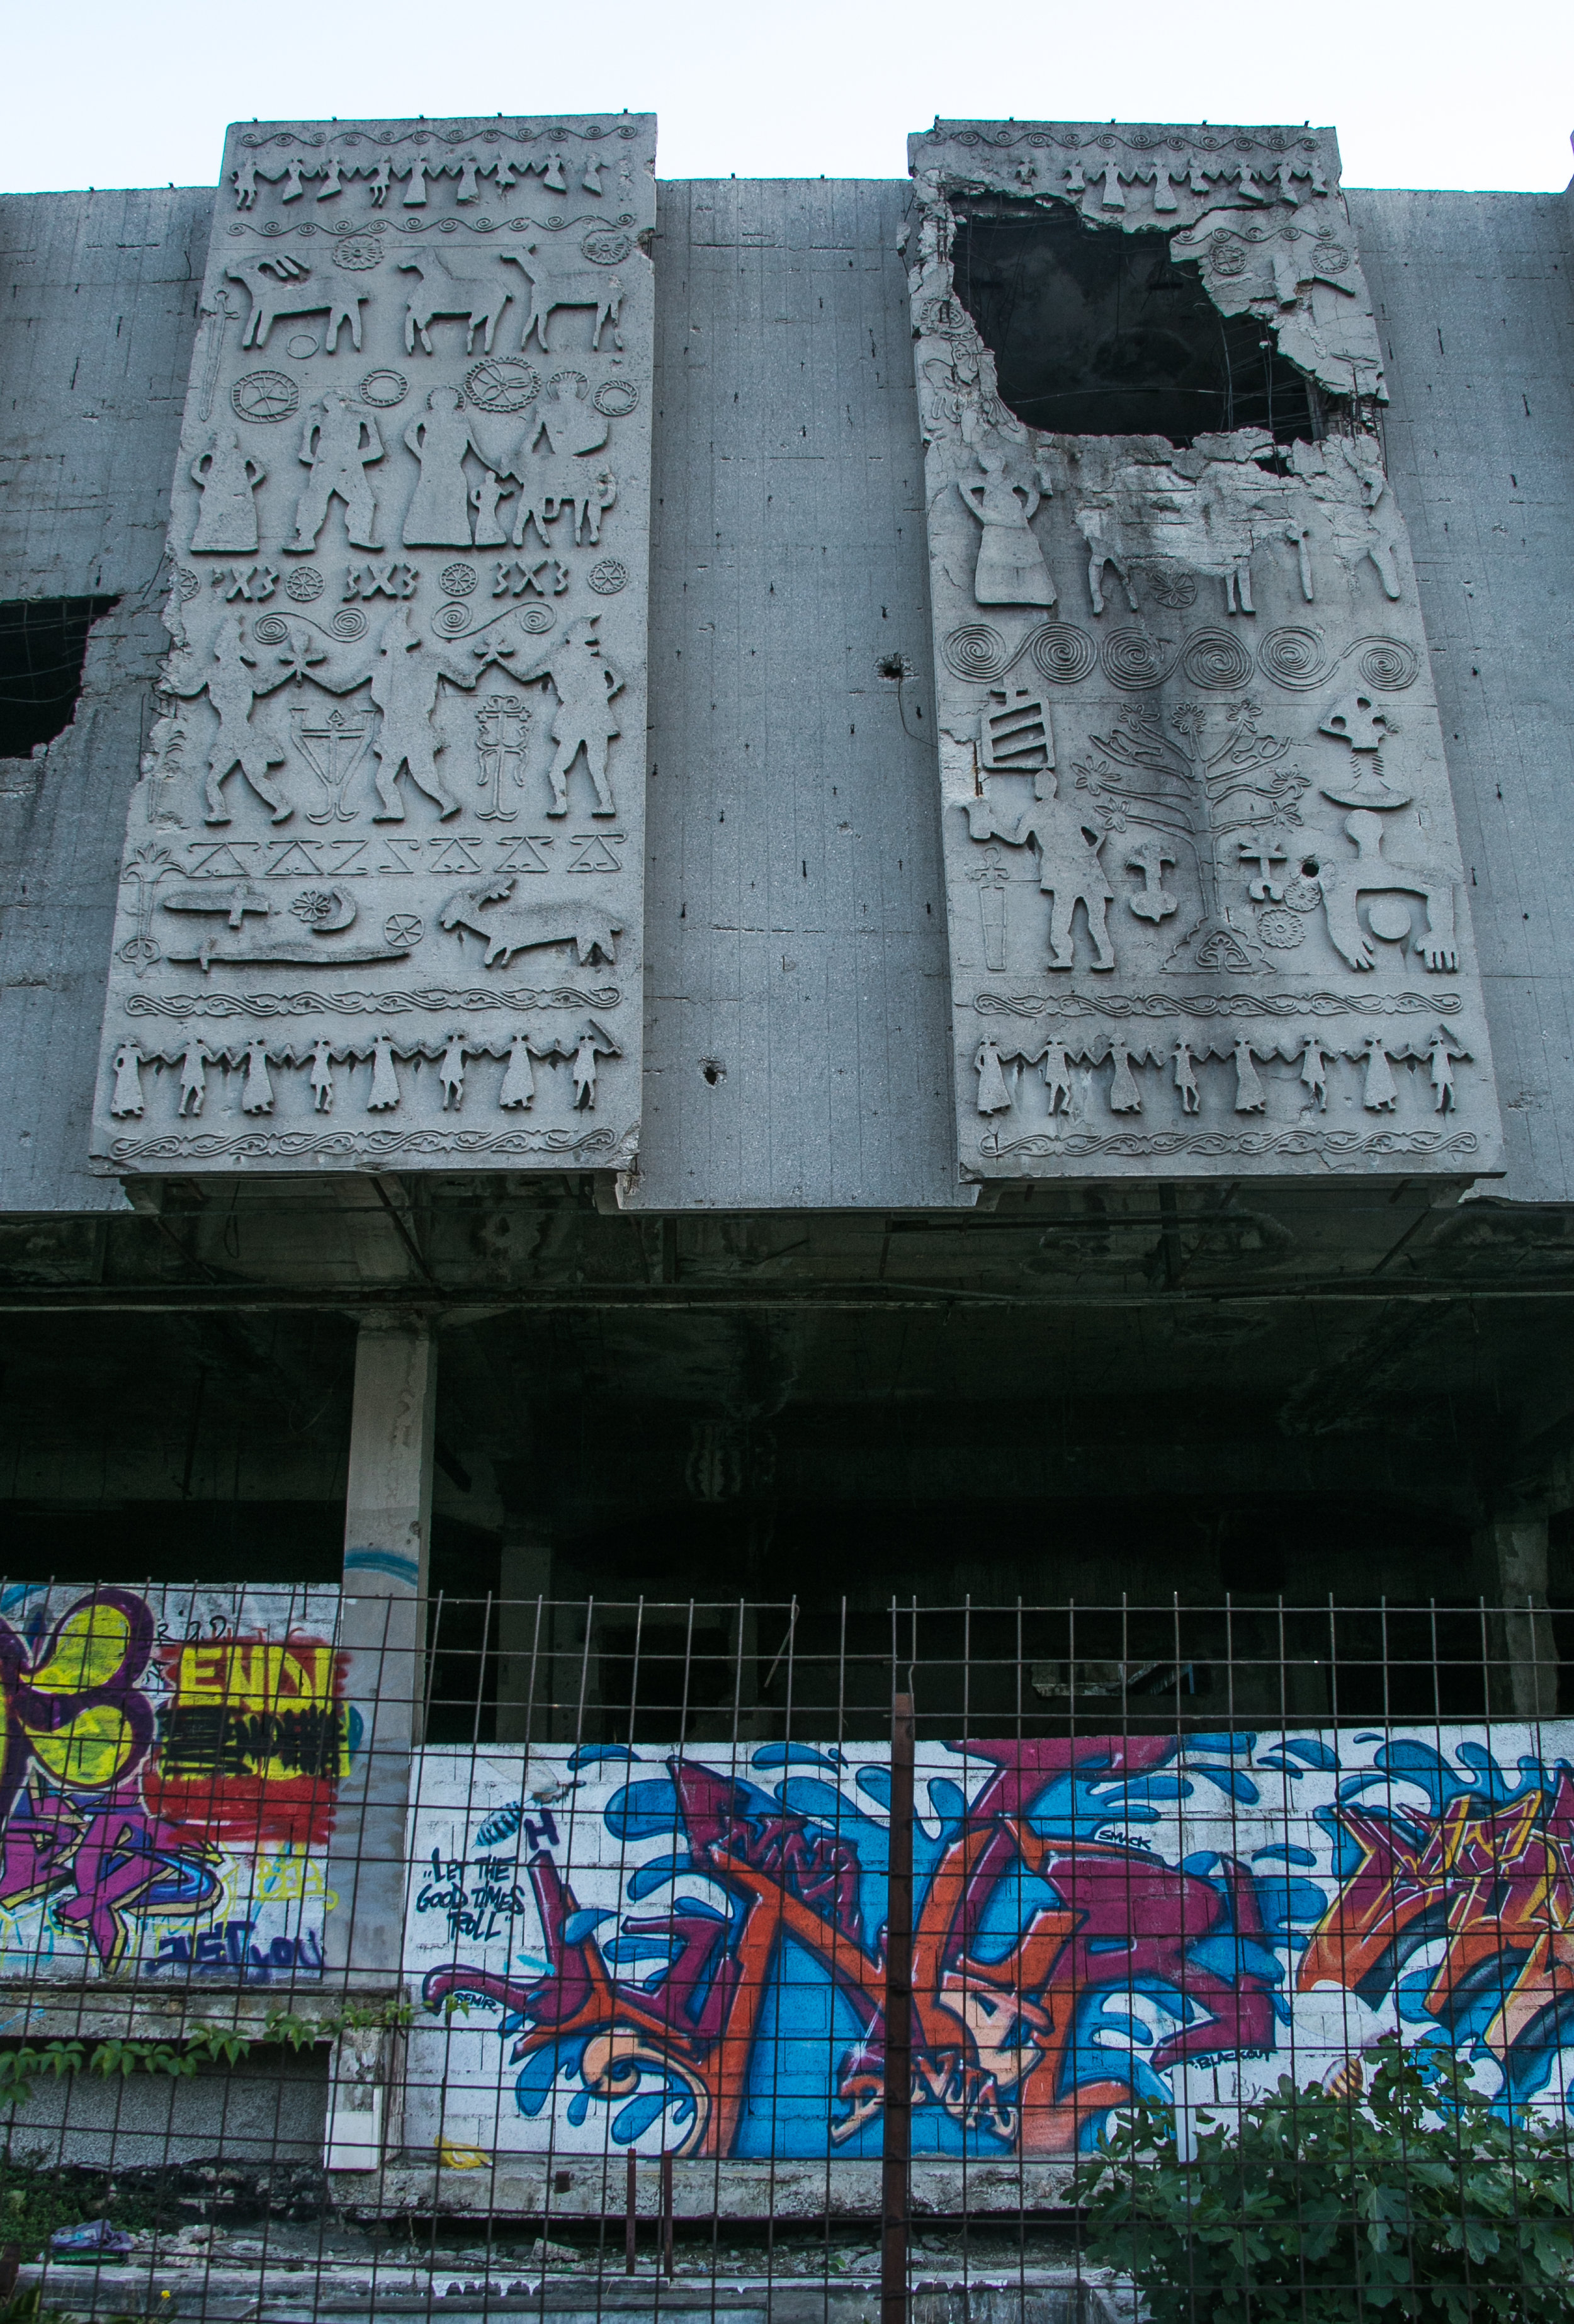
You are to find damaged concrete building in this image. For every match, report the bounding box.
[0,108,1572,2281]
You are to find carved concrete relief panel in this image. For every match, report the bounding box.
[93,116,655,1175]
[907,122,1502,1182]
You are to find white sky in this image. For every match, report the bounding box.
[4,0,1571,196]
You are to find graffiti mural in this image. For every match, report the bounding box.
[0,1584,345,1980]
[404,1729,1574,2162]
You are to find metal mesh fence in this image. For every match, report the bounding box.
[0,1587,1569,2324]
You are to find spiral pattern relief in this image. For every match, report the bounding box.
[941,624,1010,683]
[1100,628,1173,689]
[434,602,473,636]
[1179,628,1254,688]
[331,609,369,641]
[1254,629,1421,693]
[1353,638,1418,691]
[1255,626,1328,689]
[1027,623,1097,685]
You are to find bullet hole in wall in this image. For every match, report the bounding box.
[0,597,118,758]
[949,198,1322,448]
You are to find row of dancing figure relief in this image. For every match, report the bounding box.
[159,606,623,827]
[109,1022,620,1121]
[952,430,1403,616]
[188,375,618,558]
[230,149,628,210]
[972,1024,1471,1119]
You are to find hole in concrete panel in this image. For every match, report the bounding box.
[950,198,1320,447]
[700,1059,725,1087]
[0,596,118,757]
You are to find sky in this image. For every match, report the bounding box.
[4,0,1571,196]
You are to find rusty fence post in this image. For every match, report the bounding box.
[882,1687,915,2324]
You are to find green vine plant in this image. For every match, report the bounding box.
[1072,2034,1574,2324]
[0,2000,414,2111]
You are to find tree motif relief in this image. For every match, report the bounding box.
[1073,696,1310,972]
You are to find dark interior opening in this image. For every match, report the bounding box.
[951,196,1319,446]
[0,595,117,757]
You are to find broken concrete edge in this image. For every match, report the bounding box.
[337,2158,1083,2219]
[906,119,1380,410]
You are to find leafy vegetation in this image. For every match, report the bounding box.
[1073,2037,1574,2322]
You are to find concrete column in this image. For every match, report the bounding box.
[328,1312,436,1980]
[322,1313,436,2183]
[1477,1515,1558,1720]
[496,1538,552,1745]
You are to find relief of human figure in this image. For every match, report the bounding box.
[190,432,265,555]
[470,470,515,549]
[964,768,1115,972]
[177,1040,210,1116]
[110,1043,145,1118]
[288,390,384,553]
[973,1037,1013,1115]
[570,1023,618,1109]
[507,616,622,817]
[165,612,292,825]
[368,606,479,822]
[957,448,1056,607]
[402,387,479,549]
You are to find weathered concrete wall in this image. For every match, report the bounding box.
[633,179,963,1210]
[1,179,1571,1215]
[1350,187,1574,1206]
[0,188,212,1212]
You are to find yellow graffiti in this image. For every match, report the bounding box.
[252,1850,337,1908]
[174,1642,337,1713]
[22,1604,141,1789]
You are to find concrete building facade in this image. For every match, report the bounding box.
[1,111,1573,2268]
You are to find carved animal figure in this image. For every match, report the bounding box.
[438,877,621,968]
[503,246,624,353]
[396,255,513,357]
[224,255,366,353]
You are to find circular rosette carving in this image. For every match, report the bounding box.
[941,623,1010,683]
[359,368,409,408]
[1257,626,1330,689]
[593,378,640,418]
[572,2027,710,2159]
[1140,564,1198,609]
[1100,628,1174,689]
[175,568,200,602]
[285,567,324,603]
[383,913,423,949]
[1179,628,1254,688]
[231,370,298,424]
[466,358,541,414]
[581,228,633,265]
[1028,622,1097,685]
[588,559,628,595]
[1257,907,1306,949]
[439,563,478,598]
[333,235,385,272]
[1354,637,1419,691]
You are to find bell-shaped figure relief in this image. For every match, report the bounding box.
[190,432,265,555]
[958,448,1056,608]
[403,387,480,549]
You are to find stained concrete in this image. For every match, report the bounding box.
[1350,188,1574,1206]
[0,178,1571,1212]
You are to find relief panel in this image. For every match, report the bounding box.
[907,122,1502,1182]
[93,115,655,1174]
